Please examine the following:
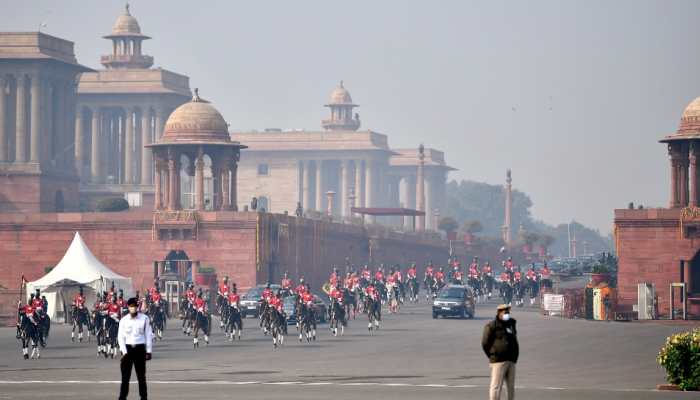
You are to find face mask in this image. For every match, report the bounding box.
[501,313,511,321]
[128,306,137,315]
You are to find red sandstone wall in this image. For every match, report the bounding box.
[615,208,700,317]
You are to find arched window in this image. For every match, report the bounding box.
[179,154,194,209]
[54,190,64,213]
[257,196,269,212]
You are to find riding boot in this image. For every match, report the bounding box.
[23,347,28,359]
[71,331,75,342]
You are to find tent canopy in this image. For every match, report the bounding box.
[26,232,133,322]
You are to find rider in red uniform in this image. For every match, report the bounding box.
[295,278,307,296]
[262,283,274,302]
[218,276,231,298]
[281,272,293,291]
[186,284,196,305]
[329,268,339,287]
[268,293,283,312]
[407,264,417,279]
[329,284,344,304]
[227,288,240,309]
[361,265,371,281]
[435,267,445,284]
[374,268,385,283]
[73,287,86,309]
[194,294,207,313]
[425,263,435,279]
[344,273,353,289]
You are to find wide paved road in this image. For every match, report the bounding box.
[0,300,697,399]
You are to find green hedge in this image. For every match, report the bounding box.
[96,197,130,212]
[657,328,700,390]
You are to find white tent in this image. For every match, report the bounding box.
[26,232,133,322]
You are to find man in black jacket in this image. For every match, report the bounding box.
[482,304,519,400]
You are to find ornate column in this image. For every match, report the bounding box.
[315,160,323,211]
[680,144,690,207]
[341,160,349,217]
[669,142,689,208]
[91,108,101,182]
[30,74,41,162]
[124,107,134,184]
[691,142,698,207]
[162,162,170,210]
[0,76,7,161]
[54,80,66,168]
[302,160,311,210]
[154,159,162,210]
[15,74,27,162]
[43,78,52,165]
[221,159,231,210]
[155,107,165,140]
[167,150,179,210]
[365,160,374,223]
[416,145,426,231]
[194,150,204,211]
[355,160,364,208]
[230,155,238,211]
[141,108,152,184]
[425,174,433,230]
[74,108,84,177]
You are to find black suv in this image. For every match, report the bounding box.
[432,285,475,319]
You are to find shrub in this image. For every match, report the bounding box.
[657,328,700,390]
[591,264,610,274]
[198,266,216,274]
[96,197,129,212]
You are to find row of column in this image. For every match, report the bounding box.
[78,105,166,184]
[154,151,237,212]
[668,141,698,208]
[0,72,76,170]
[299,159,375,217]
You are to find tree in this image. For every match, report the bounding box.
[462,220,483,234]
[438,217,459,234]
[539,234,555,250]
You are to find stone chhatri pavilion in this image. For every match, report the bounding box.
[615,96,700,318]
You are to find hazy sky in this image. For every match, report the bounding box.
[4,0,700,233]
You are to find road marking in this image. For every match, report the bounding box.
[0,380,667,393]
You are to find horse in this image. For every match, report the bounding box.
[71,305,91,343]
[224,302,243,341]
[483,273,495,300]
[387,282,400,314]
[34,309,50,348]
[500,281,513,306]
[407,277,420,303]
[364,296,381,334]
[94,310,108,356]
[512,280,524,307]
[149,301,166,340]
[18,313,41,359]
[259,301,272,335]
[269,307,286,348]
[342,287,357,320]
[468,276,483,303]
[297,303,316,343]
[526,277,540,306]
[180,299,195,336]
[192,308,210,348]
[104,313,120,358]
[328,298,346,337]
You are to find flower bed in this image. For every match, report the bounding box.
[657,327,700,391]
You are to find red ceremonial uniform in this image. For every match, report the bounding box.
[281,278,293,289]
[23,304,35,317]
[295,284,307,295]
[362,269,371,280]
[425,266,434,277]
[374,271,384,282]
[526,270,537,280]
[365,285,377,299]
[500,272,509,282]
[301,292,314,305]
[505,260,514,271]
[32,297,43,310]
[151,292,162,303]
[194,297,207,312]
[436,271,445,281]
[454,271,463,281]
[108,303,120,318]
[483,265,492,274]
[329,287,343,303]
[186,289,196,303]
[219,283,230,297]
[262,288,274,301]
[514,271,522,281]
[73,294,86,308]
[408,267,417,278]
[269,296,283,311]
[541,267,551,279]
[228,293,240,307]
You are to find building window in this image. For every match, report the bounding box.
[257,163,269,176]
[258,196,269,212]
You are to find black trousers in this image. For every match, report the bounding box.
[119,344,147,400]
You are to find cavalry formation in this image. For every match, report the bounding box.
[14,256,551,358]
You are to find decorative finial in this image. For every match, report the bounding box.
[340,80,344,88]
[125,3,131,15]
[193,88,200,102]
[418,143,425,161]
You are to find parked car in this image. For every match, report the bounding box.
[282,293,328,324]
[432,285,475,319]
[240,284,281,318]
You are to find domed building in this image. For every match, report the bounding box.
[147,89,246,212]
[614,96,700,319]
[76,4,191,208]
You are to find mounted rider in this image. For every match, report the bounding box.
[295,277,307,296]
[281,271,294,294]
[541,263,552,290]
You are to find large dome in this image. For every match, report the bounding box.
[161,91,232,144]
[328,81,354,105]
[677,97,700,135]
[111,5,142,35]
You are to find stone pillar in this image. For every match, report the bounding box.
[141,108,152,184]
[124,107,134,184]
[425,175,433,230]
[365,160,374,223]
[54,80,65,168]
[0,76,6,161]
[354,160,364,208]
[194,152,205,210]
[691,143,698,207]
[221,160,231,210]
[315,160,323,211]
[15,74,27,162]
[155,107,165,140]
[341,160,349,217]
[168,152,179,210]
[162,163,170,210]
[154,160,162,210]
[30,74,41,162]
[302,160,311,210]
[669,142,690,208]
[43,79,52,165]
[230,158,238,211]
[74,108,84,177]
[680,147,690,208]
[416,146,426,231]
[326,190,335,216]
[91,108,101,182]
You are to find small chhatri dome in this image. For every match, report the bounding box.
[160,88,232,144]
[328,80,354,105]
[111,3,143,36]
[677,97,700,135]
